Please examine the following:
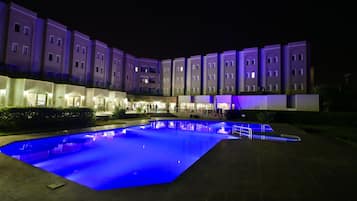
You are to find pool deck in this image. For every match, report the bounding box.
[1,120,356,201]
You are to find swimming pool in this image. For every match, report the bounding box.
[0,120,282,190]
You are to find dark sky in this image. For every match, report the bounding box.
[3,0,357,86]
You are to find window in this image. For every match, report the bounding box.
[246,60,249,65]
[267,57,271,64]
[246,72,250,78]
[294,83,297,90]
[246,85,250,92]
[56,55,61,63]
[292,69,296,76]
[208,74,211,80]
[75,61,79,68]
[11,43,18,53]
[22,46,29,56]
[135,66,139,72]
[267,71,272,77]
[292,55,296,61]
[49,35,55,44]
[251,71,256,79]
[14,23,20,32]
[101,54,104,61]
[24,26,30,35]
[81,62,85,69]
[225,73,229,79]
[252,85,256,91]
[57,38,62,47]
[114,59,117,65]
[212,63,216,67]
[48,53,53,61]
[299,54,303,61]
[299,69,304,75]
[251,59,256,65]
[231,86,234,92]
[275,84,279,91]
[208,63,211,68]
[96,53,100,59]
[96,67,99,72]
[113,72,116,77]
[76,45,80,53]
[180,66,183,72]
[300,83,304,90]
[230,61,234,66]
[82,47,86,54]
[230,73,234,79]
[225,61,229,67]
[101,68,104,74]
[274,70,279,77]
[268,84,272,91]
[213,74,216,80]
[192,64,195,70]
[274,56,278,63]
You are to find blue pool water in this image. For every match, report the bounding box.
[0,120,279,190]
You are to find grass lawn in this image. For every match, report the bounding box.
[295,124,357,145]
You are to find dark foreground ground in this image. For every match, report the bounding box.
[0,122,356,201]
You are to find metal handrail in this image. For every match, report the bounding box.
[232,125,253,139]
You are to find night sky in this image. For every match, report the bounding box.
[3,0,356,86]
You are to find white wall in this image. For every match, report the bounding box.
[294,94,319,111]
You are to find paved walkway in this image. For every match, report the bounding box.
[0,122,356,201]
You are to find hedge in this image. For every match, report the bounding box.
[0,107,95,130]
[225,110,357,126]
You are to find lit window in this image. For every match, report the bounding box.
[251,71,256,79]
[48,53,53,61]
[22,46,29,56]
[57,38,62,47]
[135,66,139,72]
[14,23,20,32]
[197,76,199,81]
[56,55,61,63]
[180,66,183,72]
[24,26,30,35]
[11,43,18,53]
[49,35,54,44]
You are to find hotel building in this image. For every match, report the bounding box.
[0,2,318,112]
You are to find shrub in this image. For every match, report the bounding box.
[112,106,126,119]
[256,111,276,123]
[0,107,95,130]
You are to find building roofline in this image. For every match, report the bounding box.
[221,50,237,55]
[161,59,172,63]
[173,57,186,61]
[111,48,124,55]
[46,19,67,31]
[139,57,158,63]
[10,3,37,19]
[262,44,281,50]
[241,47,259,53]
[286,41,308,47]
[93,40,108,48]
[205,52,219,57]
[188,55,202,59]
[73,30,90,40]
